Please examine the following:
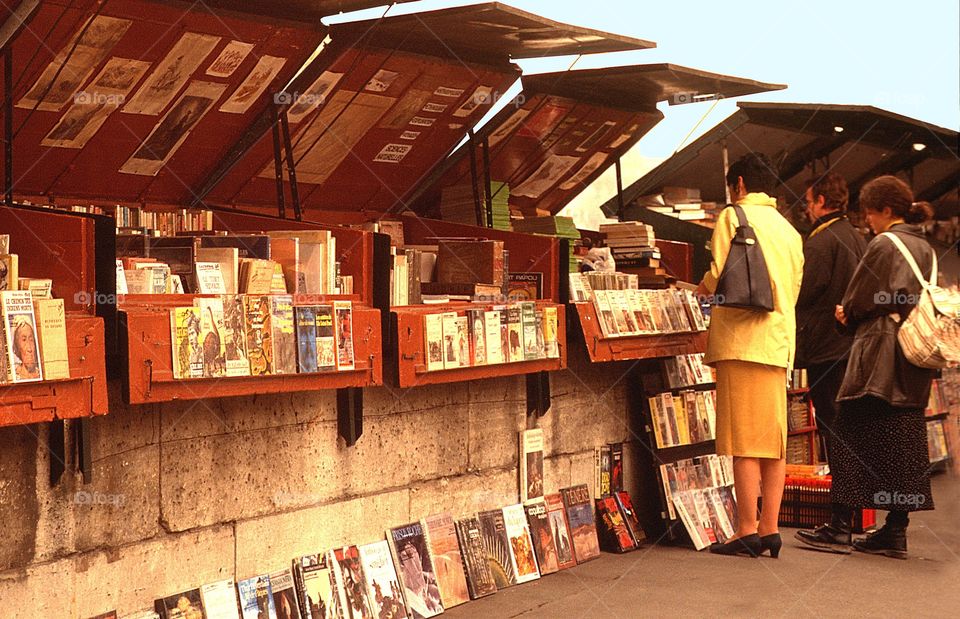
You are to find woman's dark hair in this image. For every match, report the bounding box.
[725,153,779,195]
[859,175,934,224]
[805,172,849,213]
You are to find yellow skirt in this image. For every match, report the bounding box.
[714,360,787,459]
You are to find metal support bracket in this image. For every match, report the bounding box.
[5,46,13,206]
[526,371,551,418]
[270,105,286,219]
[337,387,363,447]
[278,108,302,221]
[615,158,624,221]
[49,419,65,486]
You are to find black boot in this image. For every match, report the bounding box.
[853,513,908,559]
[794,522,853,554]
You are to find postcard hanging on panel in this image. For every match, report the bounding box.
[123,32,221,115]
[487,108,530,148]
[220,55,287,114]
[206,40,255,78]
[512,155,581,199]
[120,81,227,176]
[286,71,343,123]
[18,15,132,112]
[42,58,151,149]
[559,152,609,192]
[453,85,492,117]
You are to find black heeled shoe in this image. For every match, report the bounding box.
[759,533,782,558]
[709,533,761,557]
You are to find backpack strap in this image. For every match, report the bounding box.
[880,232,938,289]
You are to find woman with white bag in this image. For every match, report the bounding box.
[827,175,939,559]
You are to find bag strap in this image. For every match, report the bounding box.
[729,204,748,228]
[881,232,938,289]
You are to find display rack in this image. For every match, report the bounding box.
[786,388,816,465]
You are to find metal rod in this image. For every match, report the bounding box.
[467,130,483,226]
[270,105,286,219]
[615,158,625,221]
[5,47,13,206]
[279,108,301,221]
[482,137,493,228]
[721,139,731,204]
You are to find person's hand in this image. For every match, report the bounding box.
[695,281,710,299]
[835,304,847,326]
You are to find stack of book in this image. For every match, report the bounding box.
[439,181,512,230]
[489,181,512,231]
[663,353,715,388]
[648,390,718,448]
[636,186,714,224]
[0,235,70,385]
[422,302,559,371]
[659,454,737,550]
[513,215,581,273]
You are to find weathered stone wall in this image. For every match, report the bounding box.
[0,355,639,618]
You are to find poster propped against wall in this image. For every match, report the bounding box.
[18,15,132,112]
[220,55,287,114]
[286,71,343,123]
[42,57,151,149]
[120,81,227,176]
[511,154,580,199]
[123,32,221,116]
[206,40,255,77]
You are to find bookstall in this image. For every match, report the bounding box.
[601,102,960,280]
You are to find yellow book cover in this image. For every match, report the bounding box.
[673,395,690,445]
[33,298,69,379]
[170,306,203,379]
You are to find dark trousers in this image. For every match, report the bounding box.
[807,360,849,527]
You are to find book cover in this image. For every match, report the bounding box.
[626,289,651,334]
[648,396,666,449]
[0,254,18,292]
[294,553,339,619]
[476,509,516,590]
[692,489,718,545]
[155,588,205,619]
[673,394,691,445]
[519,428,544,504]
[660,393,680,447]
[595,445,611,499]
[2,290,42,382]
[19,278,53,299]
[609,443,624,494]
[244,295,273,376]
[534,309,546,359]
[613,491,647,545]
[608,291,632,335]
[331,546,374,619]
[422,513,471,609]
[295,306,319,374]
[32,298,69,380]
[196,297,227,378]
[542,306,559,359]
[568,273,588,303]
[483,309,504,365]
[200,579,240,619]
[269,568,302,619]
[501,504,540,584]
[238,575,277,619]
[560,484,601,563]
[506,272,542,301]
[333,301,355,371]
[708,487,736,542]
[523,500,559,575]
[520,302,538,361]
[592,290,618,337]
[218,294,250,377]
[357,540,408,619]
[116,259,128,295]
[170,306,202,380]
[315,305,336,372]
[441,312,460,370]
[270,263,288,294]
[270,237,304,295]
[454,315,470,367]
[270,295,296,374]
[453,517,497,600]
[505,306,522,362]
[467,308,486,366]
[195,261,227,294]
[424,313,445,372]
[197,247,240,294]
[543,493,576,570]
[595,497,636,553]
[386,522,444,618]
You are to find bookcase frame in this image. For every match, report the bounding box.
[787,388,817,465]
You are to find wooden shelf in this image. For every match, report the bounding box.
[0,377,98,427]
[389,302,566,388]
[571,301,707,363]
[119,304,382,405]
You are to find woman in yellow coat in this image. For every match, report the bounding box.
[698,153,804,557]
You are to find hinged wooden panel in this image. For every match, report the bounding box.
[66,313,108,414]
[391,302,566,388]
[121,303,382,404]
[572,301,706,363]
[0,377,96,427]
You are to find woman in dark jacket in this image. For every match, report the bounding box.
[829,175,937,559]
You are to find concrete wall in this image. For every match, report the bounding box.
[0,354,640,618]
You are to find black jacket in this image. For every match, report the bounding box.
[795,213,868,367]
[837,224,937,408]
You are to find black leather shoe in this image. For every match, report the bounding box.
[853,526,907,559]
[759,533,782,558]
[709,533,761,557]
[794,523,852,554]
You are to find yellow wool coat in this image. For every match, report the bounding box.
[701,193,804,370]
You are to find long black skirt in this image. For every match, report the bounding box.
[830,396,934,512]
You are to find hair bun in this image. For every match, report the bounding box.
[906,200,934,224]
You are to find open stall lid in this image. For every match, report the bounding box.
[603,102,960,219]
[407,63,784,219]
[195,2,653,220]
[0,0,337,208]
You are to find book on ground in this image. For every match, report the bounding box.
[543,493,576,570]
[293,553,339,619]
[524,500,559,575]
[453,516,497,600]
[422,512,471,609]
[477,509,517,590]
[200,578,240,619]
[502,504,541,584]
[519,429,544,504]
[358,540,408,619]
[595,496,636,553]
[268,568,302,619]
[237,574,277,619]
[386,522,444,618]
[560,484,601,563]
[154,588,205,619]
[331,546,374,619]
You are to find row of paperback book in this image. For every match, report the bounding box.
[170,296,355,379]
[648,390,718,449]
[658,454,738,550]
[663,353,715,389]
[111,483,637,619]
[423,303,559,372]
[591,288,706,338]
